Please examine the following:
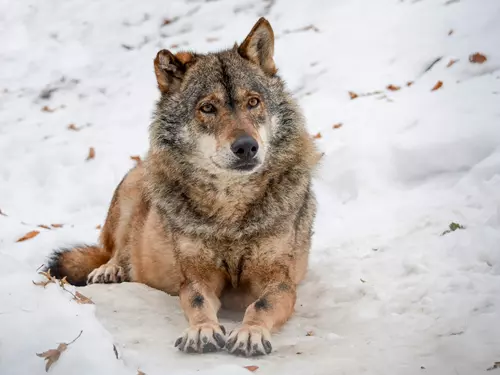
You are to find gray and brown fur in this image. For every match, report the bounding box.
[47,18,320,357]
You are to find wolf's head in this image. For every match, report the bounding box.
[150,18,306,176]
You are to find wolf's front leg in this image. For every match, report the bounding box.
[226,277,296,356]
[175,279,227,353]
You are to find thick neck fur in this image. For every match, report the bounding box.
[144,130,319,242]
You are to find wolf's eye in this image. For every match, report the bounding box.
[200,103,216,114]
[248,97,260,108]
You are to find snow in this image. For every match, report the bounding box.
[1,0,500,374]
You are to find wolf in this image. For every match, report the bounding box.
[47,17,320,357]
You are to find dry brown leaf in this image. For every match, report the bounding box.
[137,371,146,375]
[74,291,94,304]
[162,18,173,26]
[58,276,69,287]
[130,155,142,164]
[446,59,458,68]
[469,53,487,64]
[332,123,343,129]
[96,224,102,230]
[86,147,95,161]
[17,230,40,242]
[38,225,51,230]
[51,224,63,228]
[348,91,358,100]
[0,208,7,216]
[41,106,56,113]
[431,81,443,91]
[312,132,322,139]
[206,37,219,43]
[306,331,314,336]
[67,123,80,131]
[33,278,55,288]
[386,84,400,91]
[37,345,65,372]
[448,29,454,36]
[244,366,259,372]
[33,270,56,288]
[406,81,414,87]
[36,331,82,372]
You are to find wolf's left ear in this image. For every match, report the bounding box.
[238,17,276,75]
[154,50,194,94]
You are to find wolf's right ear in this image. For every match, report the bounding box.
[238,17,276,75]
[154,50,194,94]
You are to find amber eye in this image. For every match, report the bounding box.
[248,97,260,108]
[200,103,216,114]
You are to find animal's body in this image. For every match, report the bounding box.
[48,17,320,357]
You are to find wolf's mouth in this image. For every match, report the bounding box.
[231,160,259,172]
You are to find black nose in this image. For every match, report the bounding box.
[230,135,259,160]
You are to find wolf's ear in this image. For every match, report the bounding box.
[238,17,276,75]
[154,50,194,94]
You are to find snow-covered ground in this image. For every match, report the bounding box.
[1,0,500,374]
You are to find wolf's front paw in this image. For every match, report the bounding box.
[226,325,272,356]
[87,263,123,284]
[175,323,226,354]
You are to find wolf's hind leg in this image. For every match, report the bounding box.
[87,259,123,284]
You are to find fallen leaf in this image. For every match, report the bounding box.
[33,270,56,288]
[130,155,142,164]
[86,147,95,161]
[446,59,458,68]
[332,123,343,129]
[67,123,80,131]
[448,29,454,36]
[38,225,51,230]
[96,224,102,230]
[36,331,82,372]
[348,91,358,100]
[161,18,173,26]
[74,291,94,304]
[306,331,314,336]
[37,345,65,372]
[51,224,63,228]
[17,230,40,242]
[33,278,55,288]
[58,276,69,287]
[244,366,259,372]
[469,53,487,64]
[487,362,500,371]
[406,81,414,87]
[138,371,146,375]
[386,84,400,91]
[296,351,303,355]
[41,106,56,113]
[360,278,366,283]
[206,37,219,43]
[431,81,443,91]
[312,132,322,139]
[0,208,8,216]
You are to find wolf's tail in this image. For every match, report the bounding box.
[46,245,111,286]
